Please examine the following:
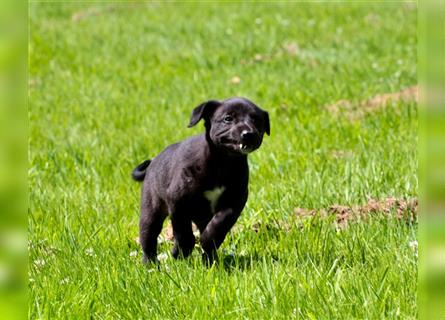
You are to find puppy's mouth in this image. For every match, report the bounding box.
[219,137,255,154]
[238,143,253,154]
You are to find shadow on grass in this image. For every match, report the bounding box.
[219,252,280,272]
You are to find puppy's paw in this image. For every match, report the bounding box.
[142,254,158,265]
[171,239,195,259]
[202,252,218,267]
[171,245,180,259]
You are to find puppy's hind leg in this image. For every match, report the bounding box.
[139,197,167,263]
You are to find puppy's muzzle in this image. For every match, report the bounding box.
[241,130,256,144]
[239,130,260,152]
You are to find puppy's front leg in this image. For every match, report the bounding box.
[170,211,195,259]
[200,208,241,264]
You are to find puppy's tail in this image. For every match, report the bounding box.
[132,159,151,182]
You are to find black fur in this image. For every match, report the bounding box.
[131,160,151,181]
[133,97,270,264]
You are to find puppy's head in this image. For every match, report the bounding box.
[188,97,270,155]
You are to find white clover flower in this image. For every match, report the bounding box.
[409,240,418,249]
[157,253,168,262]
[34,259,46,268]
[85,248,95,257]
[129,251,138,258]
[409,240,418,257]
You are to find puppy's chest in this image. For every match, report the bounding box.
[203,186,226,214]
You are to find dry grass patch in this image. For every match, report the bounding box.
[326,86,418,120]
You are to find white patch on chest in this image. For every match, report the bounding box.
[204,186,226,214]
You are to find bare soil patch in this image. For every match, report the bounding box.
[294,197,417,229]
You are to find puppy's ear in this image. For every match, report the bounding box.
[263,111,270,136]
[188,100,221,127]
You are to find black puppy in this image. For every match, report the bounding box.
[132,97,270,263]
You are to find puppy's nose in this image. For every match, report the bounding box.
[241,130,255,143]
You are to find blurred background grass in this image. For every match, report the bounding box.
[419,0,445,318]
[0,0,26,319]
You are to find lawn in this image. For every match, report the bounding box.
[29,2,417,319]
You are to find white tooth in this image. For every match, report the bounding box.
[239,144,243,149]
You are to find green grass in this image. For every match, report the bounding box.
[29,2,417,319]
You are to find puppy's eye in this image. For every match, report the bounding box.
[223,115,234,123]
